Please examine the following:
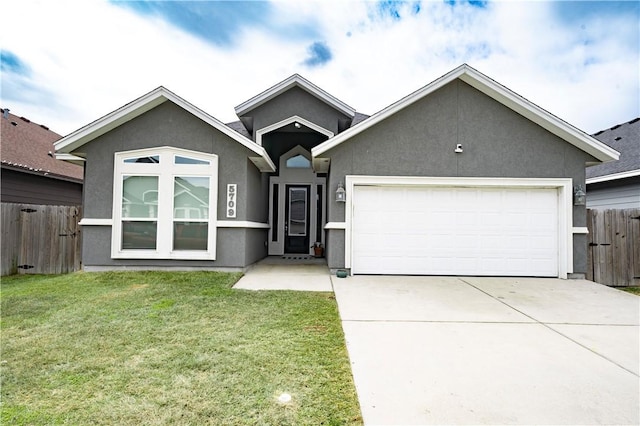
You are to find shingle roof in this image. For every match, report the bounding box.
[587,117,640,180]
[1,109,83,182]
[224,120,252,138]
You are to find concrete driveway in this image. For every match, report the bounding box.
[332,276,639,425]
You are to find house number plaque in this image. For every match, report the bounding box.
[226,184,237,218]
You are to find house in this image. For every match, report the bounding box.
[54,64,618,278]
[1,109,83,205]
[586,118,640,210]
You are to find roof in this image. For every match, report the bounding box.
[312,64,619,164]
[54,87,275,172]
[1,109,83,182]
[234,74,356,118]
[586,117,640,184]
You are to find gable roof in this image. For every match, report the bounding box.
[586,117,640,183]
[1,109,83,182]
[234,74,356,118]
[312,64,619,164]
[54,87,275,172]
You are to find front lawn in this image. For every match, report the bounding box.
[1,271,362,425]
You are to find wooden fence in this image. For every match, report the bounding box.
[1,203,82,276]
[587,208,640,287]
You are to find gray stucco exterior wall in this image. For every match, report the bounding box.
[324,80,596,274]
[242,87,351,137]
[80,101,268,269]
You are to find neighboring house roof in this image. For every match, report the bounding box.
[586,117,640,184]
[1,109,83,182]
[54,87,276,172]
[311,64,619,164]
[234,73,356,118]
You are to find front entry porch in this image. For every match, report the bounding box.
[233,256,331,291]
[267,145,326,256]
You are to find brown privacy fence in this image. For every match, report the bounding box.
[1,203,82,276]
[587,208,640,287]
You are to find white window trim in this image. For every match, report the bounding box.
[344,176,573,279]
[111,147,218,260]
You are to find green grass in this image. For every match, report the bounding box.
[1,271,362,425]
[618,286,640,296]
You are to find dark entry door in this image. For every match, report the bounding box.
[284,185,310,253]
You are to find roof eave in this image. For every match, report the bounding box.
[235,74,356,118]
[54,88,169,154]
[457,69,620,163]
[313,64,620,163]
[54,87,276,172]
[586,169,640,184]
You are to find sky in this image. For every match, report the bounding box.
[1,0,638,136]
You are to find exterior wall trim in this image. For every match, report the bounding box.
[344,175,574,279]
[79,218,113,226]
[572,227,589,234]
[324,222,346,229]
[586,169,640,184]
[216,221,270,229]
[255,115,334,146]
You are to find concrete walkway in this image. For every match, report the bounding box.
[333,276,640,425]
[233,257,332,291]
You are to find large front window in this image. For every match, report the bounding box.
[112,147,218,260]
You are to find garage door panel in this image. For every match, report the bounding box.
[352,186,558,277]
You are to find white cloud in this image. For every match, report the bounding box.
[1,0,637,136]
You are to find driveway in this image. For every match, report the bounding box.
[332,276,640,425]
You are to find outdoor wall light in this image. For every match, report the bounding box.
[573,185,586,206]
[336,182,346,203]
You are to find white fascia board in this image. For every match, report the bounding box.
[53,87,276,173]
[54,88,168,154]
[313,66,466,157]
[312,64,620,164]
[54,153,86,165]
[256,115,334,146]
[457,68,620,163]
[235,74,356,118]
[586,169,640,184]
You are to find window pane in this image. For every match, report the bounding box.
[174,177,210,219]
[286,154,310,168]
[122,221,157,249]
[175,155,209,165]
[124,155,159,164]
[288,188,307,236]
[173,222,208,250]
[123,176,158,218]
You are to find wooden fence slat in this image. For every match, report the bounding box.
[1,203,82,276]
[587,208,640,287]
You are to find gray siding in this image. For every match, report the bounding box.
[246,86,351,137]
[1,168,83,206]
[324,80,595,274]
[80,101,267,269]
[587,178,640,210]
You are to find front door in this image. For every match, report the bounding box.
[284,185,310,253]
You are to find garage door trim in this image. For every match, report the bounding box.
[344,176,573,278]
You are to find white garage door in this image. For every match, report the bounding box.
[352,186,559,276]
